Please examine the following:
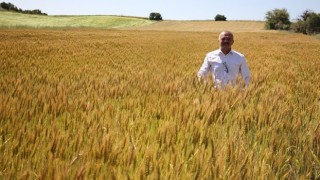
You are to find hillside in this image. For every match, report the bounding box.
[0,11,154,28]
[121,20,266,32]
[0,10,267,32]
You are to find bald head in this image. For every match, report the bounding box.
[218,31,234,40]
[218,31,234,54]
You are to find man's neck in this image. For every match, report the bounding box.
[220,48,232,55]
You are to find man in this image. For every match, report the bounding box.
[197,31,251,89]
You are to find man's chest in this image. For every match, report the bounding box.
[207,55,242,71]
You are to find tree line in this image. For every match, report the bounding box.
[265,8,320,35]
[0,2,47,15]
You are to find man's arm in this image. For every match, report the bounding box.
[197,56,210,82]
[240,57,251,87]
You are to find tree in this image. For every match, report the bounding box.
[300,10,313,21]
[292,10,320,34]
[0,2,8,9]
[291,20,307,34]
[215,14,227,21]
[265,8,291,30]
[149,12,162,21]
[305,12,320,34]
[0,2,47,15]
[0,2,17,11]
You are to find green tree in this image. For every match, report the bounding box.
[291,20,307,34]
[292,10,320,34]
[0,2,18,11]
[0,2,47,15]
[306,13,320,34]
[215,14,227,21]
[265,8,291,30]
[300,10,312,21]
[0,2,8,9]
[149,12,162,21]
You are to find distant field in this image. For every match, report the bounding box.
[121,20,266,32]
[0,11,154,28]
[0,11,268,32]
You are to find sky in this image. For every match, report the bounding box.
[4,0,320,21]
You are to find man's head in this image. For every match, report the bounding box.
[218,31,234,54]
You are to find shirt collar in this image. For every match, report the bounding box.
[218,49,233,56]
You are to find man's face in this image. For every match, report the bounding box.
[219,32,234,49]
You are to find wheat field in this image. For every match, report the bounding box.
[121,20,266,32]
[0,11,153,28]
[0,28,320,179]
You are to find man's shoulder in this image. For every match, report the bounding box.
[231,50,245,57]
[206,49,221,57]
[206,49,246,59]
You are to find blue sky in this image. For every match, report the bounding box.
[4,0,320,21]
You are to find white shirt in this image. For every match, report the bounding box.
[197,49,251,88]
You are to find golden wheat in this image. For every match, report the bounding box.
[0,28,320,179]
